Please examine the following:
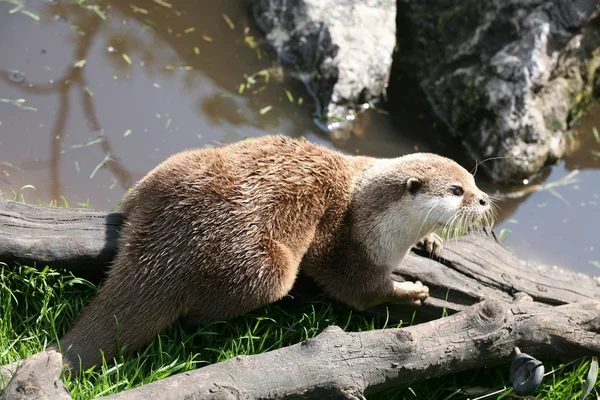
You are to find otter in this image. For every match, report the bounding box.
[55,135,491,373]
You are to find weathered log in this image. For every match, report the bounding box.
[5,297,600,400]
[96,298,600,399]
[0,201,122,281]
[1,201,598,318]
[0,351,70,400]
[2,201,600,398]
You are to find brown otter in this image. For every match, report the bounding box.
[55,135,491,373]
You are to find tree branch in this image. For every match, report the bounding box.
[2,202,600,399]
[96,298,600,399]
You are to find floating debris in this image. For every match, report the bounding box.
[259,105,272,115]
[0,98,37,111]
[74,59,87,68]
[90,154,110,179]
[123,129,132,137]
[86,5,106,20]
[152,0,172,8]
[165,65,193,71]
[284,89,294,103]
[9,3,40,22]
[70,138,102,149]
[0,161,24,172]
[19,9,39,21]
[122,53,132,65]
[130,5,148,14]
[222,13,235,30]
[593,127,600,143]
[8,70,25,83]
[239,69,270,95]
[494,170,581,200]
[243,31,262,59]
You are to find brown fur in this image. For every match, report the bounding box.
[55,135,490,372]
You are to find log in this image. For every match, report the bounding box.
[1,201,598,317]
[0,351,70,400]
[0,201,122,281]
[2,201,600,398]
[96,298,600,399]
[4,298,600,400]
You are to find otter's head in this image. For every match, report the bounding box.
[353,153,494,267]
[398,153,492,234]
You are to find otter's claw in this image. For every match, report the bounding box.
[391,280,429,306]
[417,233,444,258]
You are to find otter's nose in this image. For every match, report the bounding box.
[479,194,489,207]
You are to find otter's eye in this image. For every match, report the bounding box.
[451,186,464,196]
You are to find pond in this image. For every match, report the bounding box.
[1,0,599,275]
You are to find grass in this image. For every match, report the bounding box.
[0,187,596,399]
[0,263,599,399]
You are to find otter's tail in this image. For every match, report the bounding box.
[55,274,183,374]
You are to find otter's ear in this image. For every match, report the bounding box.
[406,178,421,194]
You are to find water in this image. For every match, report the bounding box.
[1,0,599,275]
[491,106,600,276]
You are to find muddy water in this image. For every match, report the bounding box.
[490,106,600,276]
[1,1,599,275]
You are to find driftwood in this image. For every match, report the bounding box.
[0,351,70,400]
[0,202,122,282]
[4,298,600,400]
[1,201,600,399]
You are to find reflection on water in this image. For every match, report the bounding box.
[491,104,600,276]
[0,0,599,275]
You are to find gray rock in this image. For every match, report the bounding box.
[251,0,396,129]
[0,351,71,400]
[398,0,600,182]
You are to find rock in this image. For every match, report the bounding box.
[1,360,21,389]
[0,351,71,400]
[250,0,396,130]
[395,0,600,183]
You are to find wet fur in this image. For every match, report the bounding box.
[55,135,490,372]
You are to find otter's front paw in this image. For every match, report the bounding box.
[391,281,429,306]
[417,233,444,258]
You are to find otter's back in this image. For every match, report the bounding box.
[110,135,359,320]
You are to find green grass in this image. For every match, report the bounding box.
[0,191,596,398]
[0,264,598,399]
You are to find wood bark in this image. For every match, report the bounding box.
[3,297,600,400]
[0,352,70,400]
[97,298,600,399]
[1,201,597,317]
[1,201,600,399]
[0,201,122,281]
